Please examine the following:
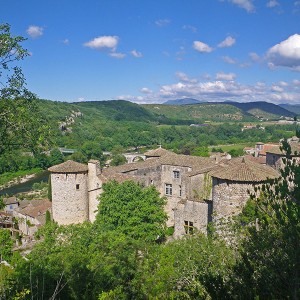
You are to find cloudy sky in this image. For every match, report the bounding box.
[2,0,300,104]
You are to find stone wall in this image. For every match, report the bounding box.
[187,173,212,201]
[174,199,210,238]
[266,153,283,170]
[160,165,190,226]
[88,161,102,222]
[212,178,258,223]
[51,172,89,225]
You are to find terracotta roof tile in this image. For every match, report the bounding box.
[266,142,300,156]
[209,157,279,182]
[16,199,51,219]
[144,147,174,158]
[48,160,88,173]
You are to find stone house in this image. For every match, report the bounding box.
[3,196,19,213]
[48,148,279,236]
[210,157,278,224]
[13,199,52,236]
[266,141,300,171]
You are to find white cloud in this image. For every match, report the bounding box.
[109,52,126,59]
[278,81,288,87]
[216,72,236,81]
[218,36,236,48]
[155,19,171,27]
[295,1,300,6]
[266,34,300,71]
[63,39,69,45]
[182,25,197,33]
[116,77,300,104]
[271,85,284,92]
[266,0,280,8]
[228,0,255,12]
[130,50,143,58]
[176,72,198,83]
[84,36,119,50]
[249,52,260,62]
[222,56,238,64]
[140,87,152,94]
[293,79,300,86]
[26,25,44,38]
[193,41,213,53]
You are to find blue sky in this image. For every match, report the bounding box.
[1,0,300,104]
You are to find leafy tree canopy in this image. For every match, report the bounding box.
[95,180,167,242]
[0,23,50,156]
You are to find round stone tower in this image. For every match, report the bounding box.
[48,160,89,225]
[210,157,279,223]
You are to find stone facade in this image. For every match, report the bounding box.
[49,149,279,237]
[212,178,257,222]
[51,172,89,225]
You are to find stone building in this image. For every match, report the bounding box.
[210,157,279,223]
[48,160,101,225]
[49,148,279,236]
[266,141,300,171]
[13,199,52,236]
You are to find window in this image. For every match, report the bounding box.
[173,170,180,179]
[76,184,80,190]
[184,220,194,235]
[165,183,172,195]
[179,185,182,197]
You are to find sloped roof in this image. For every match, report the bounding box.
[244,155,266,165]
[209,157,279,182]
[3,196,18,205]
[48,160,88,173]
[144,147,174,158]
[102,151,219,181]
[16,199,51,219]
[259,143,279,156]
[266,142,300,156]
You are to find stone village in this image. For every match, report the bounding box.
[1,139,298,240]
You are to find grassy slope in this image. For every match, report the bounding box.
[142,103,254,122]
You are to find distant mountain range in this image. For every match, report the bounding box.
[279,104,300,115]
[163,98,204,105]
[161,99,295,119]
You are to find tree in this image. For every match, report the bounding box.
[49,148,64,166]
[0,23,49,157]
[110,154,127,166]
[234,140,300,299]
[95,180,167,242]
[0,229,13,261]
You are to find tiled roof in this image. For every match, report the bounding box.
[3,196,18,205]
[209,157,279,182]
[266,142,300,156]
[102,151,220,181]
[244,155,266,165]
[16,199,51,219]
[259,143,279,156]
[48,160,88,173]
[144,147,174,157]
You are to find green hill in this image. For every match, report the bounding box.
[223,101,294,119]
[279,104,300,116]
[142,102,254,122]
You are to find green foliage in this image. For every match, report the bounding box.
[110,154,126,166]
[228,148,244,157]
[96,180,167,242]
[191,146,209,157]
[48,176,52,201]
[135,234,235,299]
[49,148,64,166]
[233,142,300,299]
[0,196,4,210]
[0,229,13,261]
